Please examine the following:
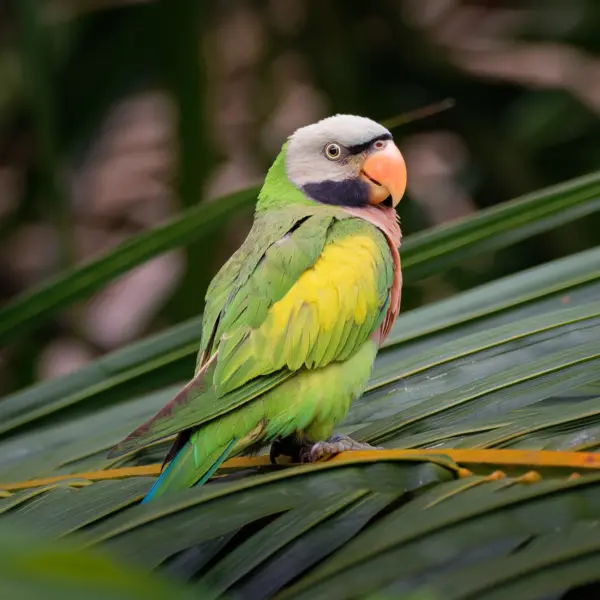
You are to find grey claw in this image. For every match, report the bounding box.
[300,435,383,463]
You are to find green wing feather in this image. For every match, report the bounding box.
[198,206,329,365]
[109,209,393,459]
[110,208,332,457]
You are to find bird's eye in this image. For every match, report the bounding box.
[325,143,342,160]
[374,140,386,150]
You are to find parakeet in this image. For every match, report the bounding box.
[109,114,407,502]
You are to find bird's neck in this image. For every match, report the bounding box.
[256,144,315,212]
[340,205,402,249]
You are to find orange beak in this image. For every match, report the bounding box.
[360,141,407,207]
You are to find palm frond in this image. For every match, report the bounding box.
[2,170,600,597]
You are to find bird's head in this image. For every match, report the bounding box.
[258,114,407,211]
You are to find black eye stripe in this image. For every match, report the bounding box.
[345,133,392,155]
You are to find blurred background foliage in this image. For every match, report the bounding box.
[1,0,600,394]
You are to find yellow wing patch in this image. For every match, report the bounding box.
[251,233,385,373]
[264,234,380,334]
[214,229,390,394]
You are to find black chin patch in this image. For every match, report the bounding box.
[302,178,369,207]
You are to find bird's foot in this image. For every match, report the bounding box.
[299,434,383,463]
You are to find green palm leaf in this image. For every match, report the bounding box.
[2,168,600,597]
[0,523,200,600]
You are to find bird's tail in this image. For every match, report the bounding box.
[141,434,237,504]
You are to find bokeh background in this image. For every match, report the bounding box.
[1,0,599,394]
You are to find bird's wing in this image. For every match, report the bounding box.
[109,212,394,458]
[211,215,393,393]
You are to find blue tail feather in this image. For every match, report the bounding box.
[141,449,182,504]
[195,438,237,487]
[141,437,237,504]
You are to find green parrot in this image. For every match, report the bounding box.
[109,114,407,502]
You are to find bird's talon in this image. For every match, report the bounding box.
[300,435,382,463]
